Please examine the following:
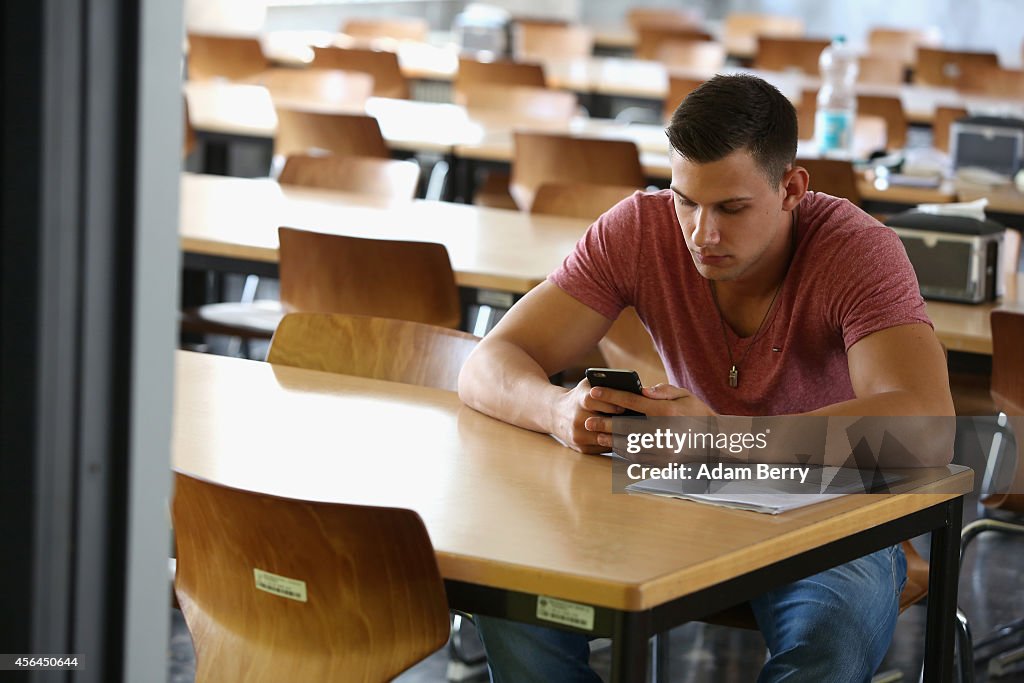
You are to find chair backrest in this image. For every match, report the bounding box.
[654,40,725,73]
[511,132,646,210]
[455,57,546,104]
[340,16,429,42]
[914,47,1000,87]
[513,22,593,61]
[279,154,420,199]
[268,312,479,390]
[529,182,638,221]
[755,36,830,75]
[857,55,905,85]
[274,109,390,159]
[856,94,908,150]
[627,6,703,32]
[987,309,1024,513]
[955,64,1024,98]
[252,68,374,109]
[183,98,196,160]
[867,26,940,68]
[312,46,410,99]
[796,157,862,204]
[172,471,449,683]
[463,85,578,122]
[635,26,714,61]
[663,75,706,121]
[932,106,968,153]
[722,13,804,58]
[187,33,269,82]
[277,227,462,328]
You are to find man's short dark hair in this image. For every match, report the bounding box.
[666,74,798,186]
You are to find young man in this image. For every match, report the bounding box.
[458,75,954,681]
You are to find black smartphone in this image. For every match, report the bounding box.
[585,368,645,417]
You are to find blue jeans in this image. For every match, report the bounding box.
[475,545,907,683]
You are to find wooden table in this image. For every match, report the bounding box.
[179,172,1019,354]
[173,349,972,681]
[179,172,589,294]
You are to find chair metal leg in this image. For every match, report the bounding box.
[956,607,975,683]
[649,631,670,683]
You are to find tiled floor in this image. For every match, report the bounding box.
[168,481,1024,682]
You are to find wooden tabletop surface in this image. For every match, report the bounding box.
[179,173,589,293]
[173,350,972,611]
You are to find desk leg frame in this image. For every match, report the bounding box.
[924,495,964,683]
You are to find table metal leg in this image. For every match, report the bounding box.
[924,496,964,682]
[611,611,648,683]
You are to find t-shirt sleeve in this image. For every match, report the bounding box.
[828,224,932,351]
[547,192,643,320]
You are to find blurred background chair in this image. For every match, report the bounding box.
[857,55,905,85]
[187,33,269,81]
[955,64,1024,98]
[755,36,831,75]
[454,57,546,105]
[278,154,421,199]
[914,47,1000,87]
[180,228,462,354]
[663,76,707,121]
[268,312,479,390]
[722,13,804,62]
[867,26,941,74]
[249,68,374,110]
[796,157,862,205]
[173,471,450,683]
[339,16,429,42]
[627,6,704,33]
[312,46,410,99]
[274,110,390,160]
[510,132,646,210]
[932,106,969,153]
[655,40,725,74]
[635,26,714,61]
[513,21,593,61]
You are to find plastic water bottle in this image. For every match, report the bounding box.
[815,37,859,159]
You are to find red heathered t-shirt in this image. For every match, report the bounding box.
[548,189,931,416]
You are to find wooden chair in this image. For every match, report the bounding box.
[955,64,1024,98]
[955,310,1024,676]
[187,34,269,82]
[462,85,578,121]
[857,94,909,150]
[172,471,449,683]
[339,16,429,42]
[529,182,638,221]
[914,48,1000,87]
[181,227,461,345]
[312,46,410,99]
[796,157,862,204]
[513,22,593,61]
[663,76,706,121]
[755,36,830,75]
[249,68,374,109]
[722,13,804,60]
[279,154,420,199]
[932,106,968,153]
[454,57,546,105]
[510,132,646,210]
[268,312,479,391]
[274,109,390,159]
[635,27,714,61]
[627,6,703,32]
[857,55,905,86]
[867,27,940,70]
[655,40,725,73]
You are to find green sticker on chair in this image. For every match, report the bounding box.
[253,568,307,602]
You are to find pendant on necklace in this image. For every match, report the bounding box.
[728,365,739,388]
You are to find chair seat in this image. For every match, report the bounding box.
[180,300,284,339]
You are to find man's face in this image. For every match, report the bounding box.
[670,149,790,283]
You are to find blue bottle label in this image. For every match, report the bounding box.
[815,110,853,155]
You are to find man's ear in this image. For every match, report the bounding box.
[780,165,809,211]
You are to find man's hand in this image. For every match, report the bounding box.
[552,379,627,454]
[583,383,717,450]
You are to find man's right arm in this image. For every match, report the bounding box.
[458,281,623,454]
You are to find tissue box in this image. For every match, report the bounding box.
[950,116,1024,179]
[886,210,1004,303]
